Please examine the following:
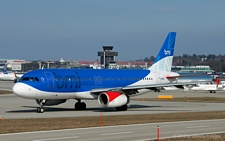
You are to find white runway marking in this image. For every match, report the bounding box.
[186,125,211,128]
[101,131,133,136]
[33,136,79,141]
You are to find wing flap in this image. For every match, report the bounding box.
[91,87,122,93]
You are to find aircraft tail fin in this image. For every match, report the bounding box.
[1,68,8,74]
[215,77,221,85]
[149,32,176,71]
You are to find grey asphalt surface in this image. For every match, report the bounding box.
[1,81,225,141]
[1,93,225,119]
[1,119,225,141]
[1,81,225,119]
[0,81,14,91]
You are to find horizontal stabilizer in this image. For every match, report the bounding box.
[166,73,209,79]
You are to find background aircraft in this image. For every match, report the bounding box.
[191,77,225,93]
[13,32,198,113]
[162,86,189,91]
[0,68,16,81]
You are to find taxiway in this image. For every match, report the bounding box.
[1,81,225,119]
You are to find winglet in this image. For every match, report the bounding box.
[149,32,176,71]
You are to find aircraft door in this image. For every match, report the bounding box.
[154,72,161,84]
[44,72,54,88]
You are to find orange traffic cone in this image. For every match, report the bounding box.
[180,110,183,114]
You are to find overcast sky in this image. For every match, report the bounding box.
[1,0,225,61]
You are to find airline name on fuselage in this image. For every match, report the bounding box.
[51,72,103,89]
[52,72,81,89]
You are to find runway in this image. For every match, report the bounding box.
[1,119,225,141]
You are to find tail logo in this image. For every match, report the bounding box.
[164,49,171,55]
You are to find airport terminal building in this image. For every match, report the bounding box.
[171,65,214,73]
[0,59,26,72]
[1,58,216,74]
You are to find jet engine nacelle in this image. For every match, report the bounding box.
[98,91,129,107]
[36,99,67,106]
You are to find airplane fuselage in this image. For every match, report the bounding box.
[0,73,16,81]
[13,69,178,99]
[191,83,225,92]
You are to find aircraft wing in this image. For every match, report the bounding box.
[91,81,200,94]
[121,82,200,90]
[91,87,123,93]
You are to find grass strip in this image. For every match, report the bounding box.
[0,90,13,94]
[1,111,225,134]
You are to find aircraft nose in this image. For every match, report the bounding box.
[13,82,29,98]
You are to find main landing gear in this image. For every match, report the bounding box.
[116,104,128,111]
[74,99,86,110]
[37,99,46,113]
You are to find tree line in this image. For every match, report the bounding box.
[142,54,225,72]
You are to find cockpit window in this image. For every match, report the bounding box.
[22,77,29,81]
[30,77,34,81]
[21,77,40,82]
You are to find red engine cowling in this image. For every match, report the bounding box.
[36,99,67,106]
[98,91,129,107]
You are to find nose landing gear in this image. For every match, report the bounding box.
[37,99,46,113]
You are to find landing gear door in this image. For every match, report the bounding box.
[44,72,54,88]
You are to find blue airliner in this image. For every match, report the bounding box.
[13,32,188,113]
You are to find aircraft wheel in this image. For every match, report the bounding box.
[81,102,86,110]
[37,108,44,113]
[40,108,44,113]
[122,104,128,111]
[37,108,40,113]
[116,104,127,111]
[75,102,86,110]
[74,102,79,110]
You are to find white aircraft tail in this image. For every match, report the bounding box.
[149,32,176,71]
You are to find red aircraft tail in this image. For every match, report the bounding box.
[215,77,221,85]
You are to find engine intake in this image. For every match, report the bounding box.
[98,91,129,107]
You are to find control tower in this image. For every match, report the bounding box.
[98,46,118,68]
